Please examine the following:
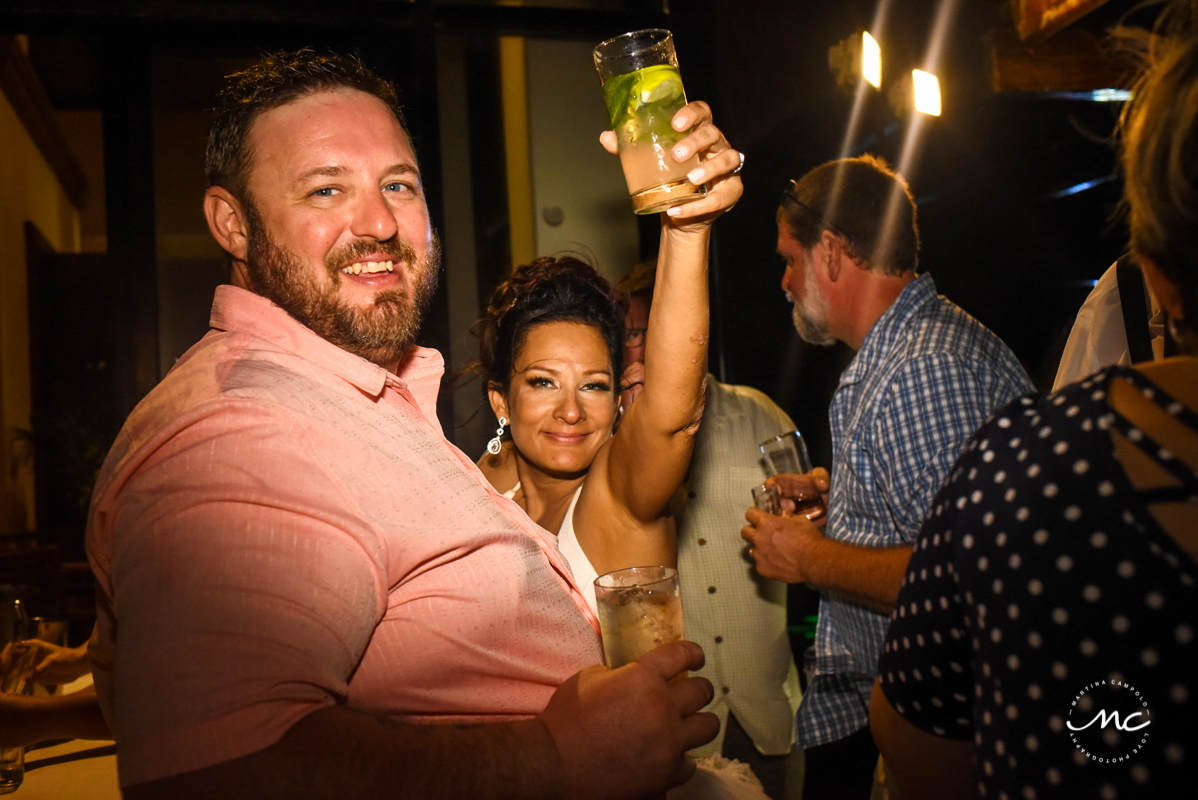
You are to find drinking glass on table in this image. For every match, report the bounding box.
[593,566,684,669]
[593,29,707,215]
[759,431,827,521]
[0,600,33,795]
[0,649,32,795]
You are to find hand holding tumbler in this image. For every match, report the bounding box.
[759,431,827,521]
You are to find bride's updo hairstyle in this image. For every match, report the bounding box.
[476,256,627,393]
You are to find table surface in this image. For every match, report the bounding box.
[21,737,119,800]
[14,675,119,799]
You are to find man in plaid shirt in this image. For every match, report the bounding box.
[741,155,1032,800]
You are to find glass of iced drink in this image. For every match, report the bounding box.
[594,566,684,668]
[593,29,707,215]
[759,431,827,521]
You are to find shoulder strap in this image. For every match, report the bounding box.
[1106,370,1198,487]
[1116,254,1155,364]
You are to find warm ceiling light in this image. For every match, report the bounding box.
[912,69,941,116]
[862,32,882,88]
[829,30,882,94]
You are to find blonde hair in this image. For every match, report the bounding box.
[1120,4,1198,336]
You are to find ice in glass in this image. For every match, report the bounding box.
[594,566,683,668]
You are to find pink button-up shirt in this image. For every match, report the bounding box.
[87,285,602,788]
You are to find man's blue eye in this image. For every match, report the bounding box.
[314,188,334,197]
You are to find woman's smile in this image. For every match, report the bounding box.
[491,320,618,477]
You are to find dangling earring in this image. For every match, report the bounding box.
[487,416,508,455]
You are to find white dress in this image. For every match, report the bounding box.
[500,481,769,800]
[503,483,599,615]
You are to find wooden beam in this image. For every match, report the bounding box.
[990,27,1135,92]
[0,36,89,210]
[1011,0,1114,43]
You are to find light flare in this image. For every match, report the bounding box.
[912,70,941,116]
[862,32,882,89]
[836,0,892,163]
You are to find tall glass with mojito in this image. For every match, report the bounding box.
[594,30,706,215]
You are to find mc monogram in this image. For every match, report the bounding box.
[1066,679,1153,763]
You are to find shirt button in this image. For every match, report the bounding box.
[707,586,717,594]
[697,538,707,546]
[714,636,723,644]
[721,686,730,694]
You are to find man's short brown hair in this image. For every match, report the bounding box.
[205,48,414,206]
[778,154,920,276]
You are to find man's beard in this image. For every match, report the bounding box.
[243,206,442,368]
[789,259,835,347]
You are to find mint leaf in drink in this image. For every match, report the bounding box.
[602,71,639,129]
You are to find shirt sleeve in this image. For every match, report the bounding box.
[877,437,982,741]
[871,354,1006,541]
[1053,263,1128,390]
[101,401,387,787]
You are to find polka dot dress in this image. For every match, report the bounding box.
[879,367,1196,798]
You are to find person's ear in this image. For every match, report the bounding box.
[1139,255,1184,323]
[821,229,843,282]
[205,187,250,265]
[487,382,510,423]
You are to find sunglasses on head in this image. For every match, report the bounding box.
[780,181,853,243]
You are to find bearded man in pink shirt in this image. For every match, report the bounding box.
[86,49,738,799]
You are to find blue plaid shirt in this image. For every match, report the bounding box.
[795,273,1033,749]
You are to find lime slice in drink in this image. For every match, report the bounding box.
[631,65,683,110]
[601,65,686,136]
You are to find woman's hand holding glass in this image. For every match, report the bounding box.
[599,101,743,226]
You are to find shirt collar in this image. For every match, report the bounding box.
[838,273,936,388]
[208,285,445,413]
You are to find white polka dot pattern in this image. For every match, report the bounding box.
[878,368,1195,797]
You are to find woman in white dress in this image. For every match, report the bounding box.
[476,101,741,615]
